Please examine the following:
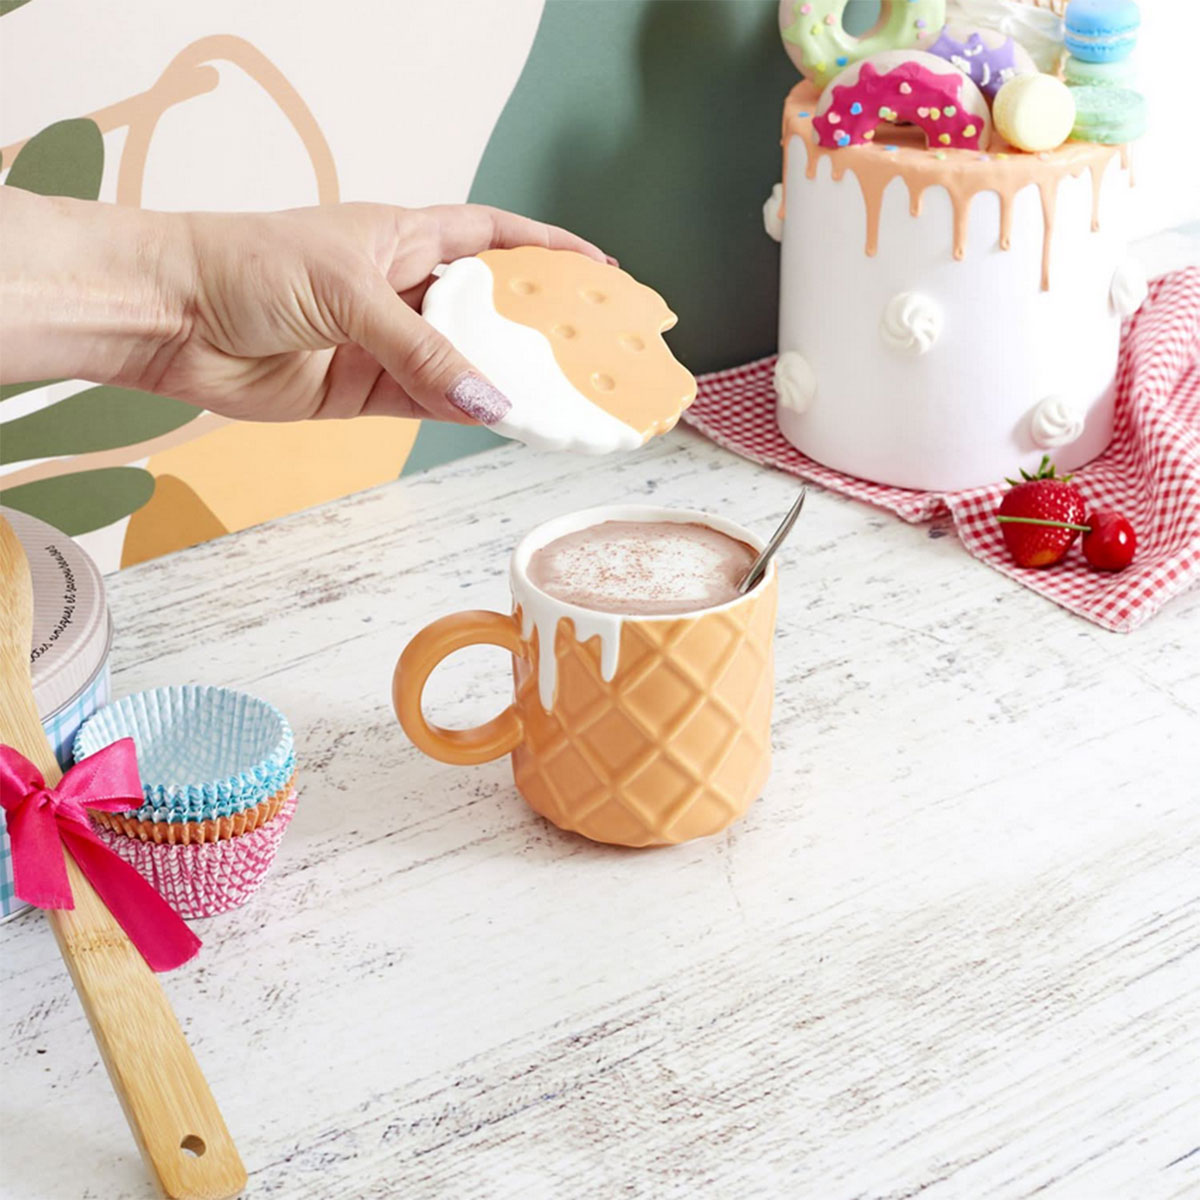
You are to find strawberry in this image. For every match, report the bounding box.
[1082,510,1137,571]
[995,456,1087,568]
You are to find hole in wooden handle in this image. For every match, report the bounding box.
[180,1134,207,1157]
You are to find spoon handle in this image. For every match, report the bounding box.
[738,488,807,594]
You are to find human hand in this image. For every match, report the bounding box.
[0,189,609,425]
[156,202,609,424]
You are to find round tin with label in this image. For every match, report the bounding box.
[0,508,113,921]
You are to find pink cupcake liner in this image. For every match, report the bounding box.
[93,791,297,920]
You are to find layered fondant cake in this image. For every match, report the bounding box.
[766,0,1147,491]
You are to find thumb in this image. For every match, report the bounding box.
[348,275,512,425]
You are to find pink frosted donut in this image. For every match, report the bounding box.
[813,50,993,151]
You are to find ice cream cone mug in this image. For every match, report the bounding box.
[393,506,778,847]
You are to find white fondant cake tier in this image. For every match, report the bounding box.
[774,84,1138,492]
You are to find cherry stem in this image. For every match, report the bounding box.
[997,515,1091,533]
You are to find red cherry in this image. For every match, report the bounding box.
[1082,510,1137,571]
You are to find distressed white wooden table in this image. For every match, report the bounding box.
[2,428,1198,1200]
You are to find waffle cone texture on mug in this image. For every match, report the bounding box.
[512,580,777,848]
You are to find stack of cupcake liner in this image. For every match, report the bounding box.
[97,794,298,920]
[74,685,298,920]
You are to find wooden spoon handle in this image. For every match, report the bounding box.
[2,513,244,1197]
[49,854,247,1200]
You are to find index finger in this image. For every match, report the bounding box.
[423,203,613,265]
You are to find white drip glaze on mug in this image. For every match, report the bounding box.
[510,506,771,714]
[517,600,624,711]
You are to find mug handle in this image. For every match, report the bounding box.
[393,610,526,765]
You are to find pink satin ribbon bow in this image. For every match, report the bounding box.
[0,739,200,971]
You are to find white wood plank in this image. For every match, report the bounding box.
[2,429,1198,1200]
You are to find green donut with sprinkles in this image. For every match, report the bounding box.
[779,0,947,88]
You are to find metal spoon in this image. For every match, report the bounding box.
[737,488,807,594]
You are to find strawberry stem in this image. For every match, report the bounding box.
[996,515,1091,532]
[1004,455,1075,487]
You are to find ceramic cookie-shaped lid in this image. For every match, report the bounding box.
[422,247,696,454]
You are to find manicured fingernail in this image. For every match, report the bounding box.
[606,255,620,268]
[446,371,511,425]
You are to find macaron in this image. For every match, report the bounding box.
[1064,0,1140,64]
[993,74,1077,153]
[1068,85,1147,144]
[1063,54,1137,88]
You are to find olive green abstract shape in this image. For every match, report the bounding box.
[5,118,104,200]
[0,0,36,15]
[401,421,506,477]
[1,467,155,536]
[0,385,201,466]
[0,378,64,402]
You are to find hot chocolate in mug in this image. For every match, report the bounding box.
[393,505,778,847]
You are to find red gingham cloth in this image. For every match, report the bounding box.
[683,268,1200,632]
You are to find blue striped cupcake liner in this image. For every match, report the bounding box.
[74,685,294,824]
[104,752,297,824]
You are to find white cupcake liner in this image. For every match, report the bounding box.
[74,685,294,822]
[92,792,297,920]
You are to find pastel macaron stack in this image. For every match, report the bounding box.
[986,0,1145,153]
[75,685,298,919]
[1062,0,1146,144]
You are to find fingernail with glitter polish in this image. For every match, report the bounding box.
[446,372,511,425]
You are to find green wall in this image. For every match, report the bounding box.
[468,0,800,375]
[406,0,880,474]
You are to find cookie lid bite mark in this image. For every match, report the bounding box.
[422,248,696,455]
